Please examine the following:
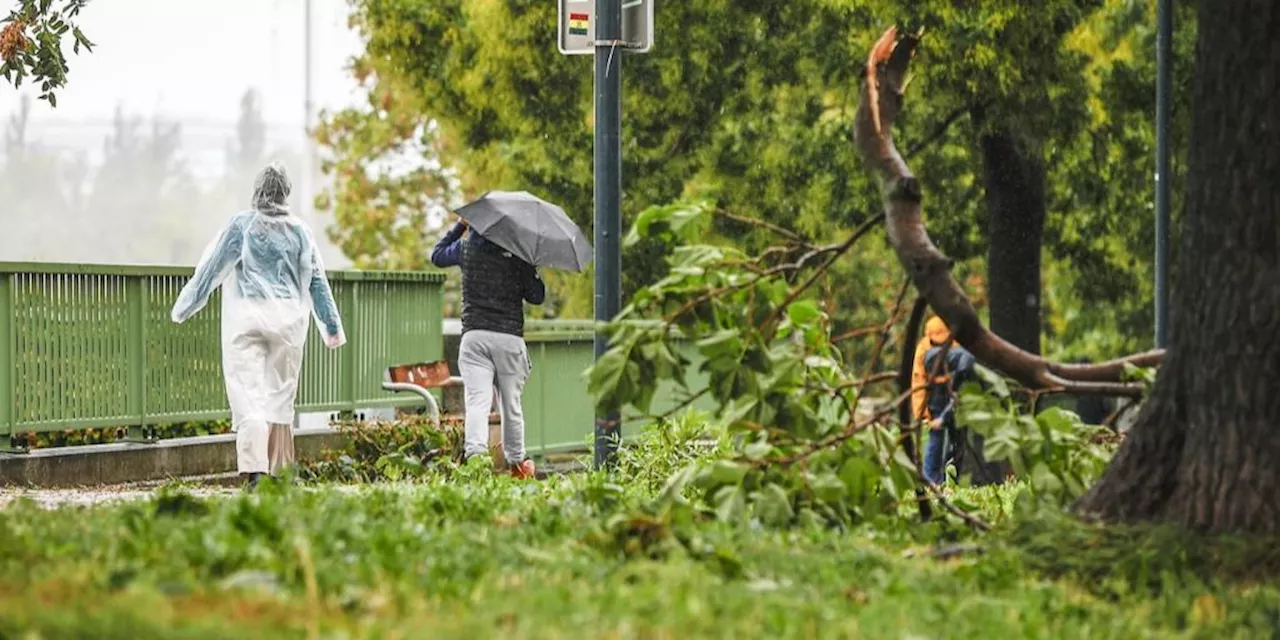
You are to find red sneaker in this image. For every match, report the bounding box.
[510,458,536,480]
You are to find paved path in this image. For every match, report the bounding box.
[0,485,238,509]
[0,458,588,510]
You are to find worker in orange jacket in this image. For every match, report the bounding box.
[911,316,955,422]
[910,315,1009,486]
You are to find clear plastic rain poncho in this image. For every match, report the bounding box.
[171,163,345,474]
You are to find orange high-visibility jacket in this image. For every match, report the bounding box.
[911,316,954,420]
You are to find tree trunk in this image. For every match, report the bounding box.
[979,127,1045,355]
[1076,0,1280,534]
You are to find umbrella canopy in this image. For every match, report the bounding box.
[455,190,593,272]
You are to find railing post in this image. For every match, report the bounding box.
[125,276,152,442]
[0,274,12,444]
[339,281,357,417]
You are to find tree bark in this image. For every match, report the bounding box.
[979,128,1045,355]
[1076,0,1280,533]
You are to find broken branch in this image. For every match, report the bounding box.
[853,27,1162,398]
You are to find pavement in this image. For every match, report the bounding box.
[0,474,240,509]
[0,458,588,510]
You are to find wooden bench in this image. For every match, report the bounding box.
[382,361,504,466]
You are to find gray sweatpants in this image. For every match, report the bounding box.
[458,330,532,465]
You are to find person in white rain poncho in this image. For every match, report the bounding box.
[171,163,346,488]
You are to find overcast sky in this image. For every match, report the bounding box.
[0,0,367,265]
[2,0,361,126]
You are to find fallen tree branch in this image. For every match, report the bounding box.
[763,212,886,337]
[832,324,883,343]
[758,383,919,469]
[853,27,1162,398]
[859,277,912,386]
[715,208,814,248]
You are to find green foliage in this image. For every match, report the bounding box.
[312,63,456,272]
[299,416,462,483]
[590,202,1138,531]
[1042,0,1197,359]
[590,203,947,528]
[957,367,1118,509]
[318,0,995,307]
[17,420,232,450]
[0,0,93,106]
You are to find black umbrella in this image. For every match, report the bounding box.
[455,190,593,272]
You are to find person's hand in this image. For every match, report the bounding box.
[324,330,347,349]
[929,418,944,430]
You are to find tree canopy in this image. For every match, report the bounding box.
[317,0,1191,360]
[1,0,93,107]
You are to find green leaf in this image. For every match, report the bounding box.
[974,365,1011,399]
[838,457,878,503]
[1036,407,1082,434]
[1030,462,1063,495]
[796,507,823,529]
[708,459,749,485]
[587,346,631,408]
[785,299,822,326]
[743,437,772,460]
[623,201,711,248]
[714,485,746,522]
[722,397,761,424]
[696,329,743,360]
[655,464,696,510]
[742,346,770,373]
[754,483,795,526]
[809,472,846,504]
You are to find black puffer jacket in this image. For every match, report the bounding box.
[431,221,546,337]
[461,236,544,336]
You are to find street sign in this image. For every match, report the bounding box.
[558,0,653,55]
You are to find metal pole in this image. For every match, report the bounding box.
[593,0,623,469]
[303,0,315,225]
[1154,0,1172,348]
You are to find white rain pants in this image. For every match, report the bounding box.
[223,298,309,474]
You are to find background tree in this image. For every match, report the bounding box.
[322,0,1190,366]
[1042,0,1196,360]
[855,1,1277,533]
[313,61,455,273]
[80,107,203,263]
[883,0,1183,357]
[1,0,93,106]
[319,1,993,335]
[200,88,307,255]
[1075,0,1280,533]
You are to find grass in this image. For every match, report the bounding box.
[0,429,1277,638]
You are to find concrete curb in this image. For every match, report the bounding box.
[0,427,346,488]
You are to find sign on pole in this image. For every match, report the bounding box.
[558,0,653,55]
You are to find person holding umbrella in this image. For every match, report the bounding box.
[431,191,592,479]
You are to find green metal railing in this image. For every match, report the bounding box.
[0,263,444,441]
[498,320,712,454]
